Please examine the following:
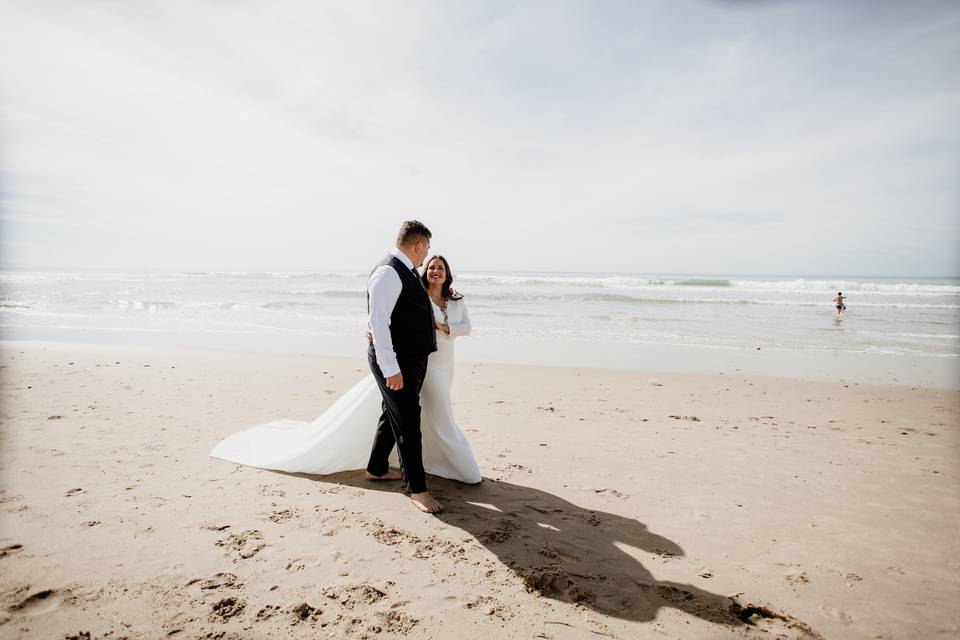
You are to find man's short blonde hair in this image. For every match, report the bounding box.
[396,220,432,247]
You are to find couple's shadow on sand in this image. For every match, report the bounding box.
[281,471,813,634]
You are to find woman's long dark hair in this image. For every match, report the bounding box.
[421,255,463,300]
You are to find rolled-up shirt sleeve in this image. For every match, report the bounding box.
[448,299,472,337]
[367,266,402,378]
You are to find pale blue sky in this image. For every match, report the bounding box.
[1,1,958,275]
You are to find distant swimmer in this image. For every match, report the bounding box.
[834,291,847,315]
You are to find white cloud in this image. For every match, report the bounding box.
[1,0,958,275]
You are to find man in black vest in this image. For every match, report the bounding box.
[365,220,443,513]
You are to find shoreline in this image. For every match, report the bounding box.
[2,333,958,390]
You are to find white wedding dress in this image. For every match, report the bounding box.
[209,297,482,484]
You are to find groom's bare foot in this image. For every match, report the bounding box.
[410,492,444,514]
[365,469,402,481]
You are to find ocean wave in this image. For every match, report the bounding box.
[857,331,960,340]
[0,272,182,284]
[454,274,959,296]
[458,274,606,287]
[678,279,732,287]
[853,301,960,310]
[459,274,725,288]
[253,288,365,298]
[730,279,960,295]
[6,270,957,296]
[108,299,178,311]
[260,300,346,309]
[485,310,547,318]
[172,271,365,279]
[468,291,960,309]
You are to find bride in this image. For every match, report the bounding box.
[209,255,482,485]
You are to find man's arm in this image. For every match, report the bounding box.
[367,266,402,380]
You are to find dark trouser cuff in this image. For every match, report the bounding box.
[366,463,389,476]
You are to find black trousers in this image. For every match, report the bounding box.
[366,344,429,494]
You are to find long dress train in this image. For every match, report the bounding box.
[209,297,481,484]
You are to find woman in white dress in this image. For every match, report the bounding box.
[209,255,482,485]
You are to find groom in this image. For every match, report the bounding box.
[365,220,443,513]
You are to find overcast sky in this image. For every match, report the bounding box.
[1,1,958,276]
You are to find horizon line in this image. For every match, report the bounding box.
[1,265,958,280]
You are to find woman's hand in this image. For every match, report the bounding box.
[433,318,450,335]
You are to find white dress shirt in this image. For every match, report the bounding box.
[367,247,416,378]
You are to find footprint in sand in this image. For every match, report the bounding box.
[321,584,390,611]
[209,597,245,622]
[728,597,825,639]
[314,486,344,495]
[286,558,307,572]
[516,564,597,605]
[0,543,23,558]
[819,604,855,625]
[186,572,243,590]
[257,484,286,498]
[592,488,628,499]
[0,493,25,506]
[8,587,76,616]
[476,520,518,545]
[377,610,419,634]
[255,604,282,621]
[413,537,466,561]
[264,508,298,524]
[784,573,810,587]
[369,523,408,546]
[289,602,323,624]
[215,530,266,560]
[465,595,512,620]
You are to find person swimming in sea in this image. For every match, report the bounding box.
[833,291,846,315]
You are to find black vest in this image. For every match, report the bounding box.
[368,255,437,357]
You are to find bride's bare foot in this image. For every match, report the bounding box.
[365,469,402,481]
[410,492,444,514]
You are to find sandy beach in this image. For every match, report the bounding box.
[1,340,958,639]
